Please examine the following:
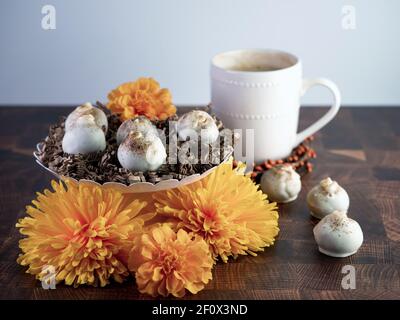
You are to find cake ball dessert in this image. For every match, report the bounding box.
[117,131,166,172]
[177,110,219,144]
[116,116,159,145]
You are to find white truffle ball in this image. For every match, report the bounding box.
[177,110,219,144]
[116,116,158,145]
[307,177,350,219]
[65,102,108,133]
[313,211,363,258]
[62,115,106,154]
[260,165,301,203]
[117,131,166,172]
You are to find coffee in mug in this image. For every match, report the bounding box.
[211,49,341,163]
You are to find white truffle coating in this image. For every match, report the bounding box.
[313,211,363,258]
[65,102,108,133]
[177,110,219,144]
[117,132,166,172]
[116,116,158,145]
[260,165,301,203]
[62,115,106,154]
[307,177,350,219]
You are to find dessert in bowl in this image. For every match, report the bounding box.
[34,101,235,193]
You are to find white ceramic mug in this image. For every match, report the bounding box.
[211,49,341,162]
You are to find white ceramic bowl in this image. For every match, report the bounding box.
[33,142,231,193]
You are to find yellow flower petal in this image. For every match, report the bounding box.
[106,77,176,121]
[16,179,152,287]
[128,224,213,297]
[154,160,279,262]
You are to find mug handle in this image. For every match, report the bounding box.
[294,78,341,146]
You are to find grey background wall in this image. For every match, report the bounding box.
[0,0,399,106]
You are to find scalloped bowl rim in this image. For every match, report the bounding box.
[33,142,232,193]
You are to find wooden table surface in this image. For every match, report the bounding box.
[0,106,399,300]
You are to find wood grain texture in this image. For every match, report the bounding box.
[0,106,399,300]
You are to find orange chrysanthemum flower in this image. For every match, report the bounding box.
[107,77,176,121]
[155,161,279,262]
[16,179,153,287]
[128,224,213,297]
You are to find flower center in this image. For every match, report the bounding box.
[198,207,223,239]
[131,91,157,112]
[203,208,216,219]
[158,250,179,274]
[69,220,108,250]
